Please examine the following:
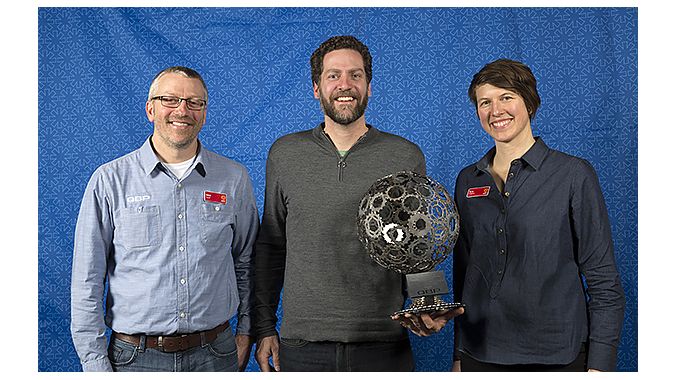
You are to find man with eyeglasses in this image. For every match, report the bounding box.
[71,66,258,372]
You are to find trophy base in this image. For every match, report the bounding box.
[391,296,464,317]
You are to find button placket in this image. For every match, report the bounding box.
[503,161,518,198]
[175,180,189,331]
[491,189,508,298]
[479,169,509,298]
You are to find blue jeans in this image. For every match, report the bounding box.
[278,337,415,371]
[108,327,238,372]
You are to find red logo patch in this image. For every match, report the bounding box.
[466,186,490,198]
[204,191,227,204]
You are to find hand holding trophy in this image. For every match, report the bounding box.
[357,171,464,325]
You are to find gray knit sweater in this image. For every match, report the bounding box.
[253,123,426,342]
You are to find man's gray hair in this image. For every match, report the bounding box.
[147,66,208,102]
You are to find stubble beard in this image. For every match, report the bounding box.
[157,118,202,151]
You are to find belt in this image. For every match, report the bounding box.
[112,321,230,353]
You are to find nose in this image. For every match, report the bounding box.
[336,75,351,91]
[490,101,504,116]
[173,99,190,114]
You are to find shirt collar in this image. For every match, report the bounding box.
[474,137,549,174]
[139,136,206,177]
[520,137,548,170]
[475,147,495,173]
[193,143,207,177]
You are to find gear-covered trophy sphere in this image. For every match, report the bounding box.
[358,171,462,316]
[357,171,460,274]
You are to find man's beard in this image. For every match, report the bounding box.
[320,89,369,126]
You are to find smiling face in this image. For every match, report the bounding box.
[475,83,533,145]
[146,72,207,157]
[313,49,371,126]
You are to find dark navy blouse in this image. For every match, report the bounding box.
[453,138,625,371]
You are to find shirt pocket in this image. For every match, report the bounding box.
[116,205,161,249]
[199,203,234,249]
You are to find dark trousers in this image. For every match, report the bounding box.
[460,345,587,372]
[278,337,415,372]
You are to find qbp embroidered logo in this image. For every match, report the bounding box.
[126,194,151,203]
[204,191,227,205]
[466,186,490,198]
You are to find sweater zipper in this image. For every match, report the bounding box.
[337,158,347,181]
[322,127,369,182]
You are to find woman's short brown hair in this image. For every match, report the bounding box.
[468,59,541,120]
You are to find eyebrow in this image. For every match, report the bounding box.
[159,92,205,99]
[478,91,517,100]
[325,68,365,74]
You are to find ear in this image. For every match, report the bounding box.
[367,82,372,97]
[313,81,320,99]
[146,100,155,123]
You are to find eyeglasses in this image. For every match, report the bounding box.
[151,96,207,111]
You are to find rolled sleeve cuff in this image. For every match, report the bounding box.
[236,315,253,336]
[81,357,113,372]
[587,341,618,372]
[254,325,279,340]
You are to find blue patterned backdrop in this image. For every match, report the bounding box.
[38,7,637,372]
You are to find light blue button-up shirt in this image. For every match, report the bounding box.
[70,137,258,371]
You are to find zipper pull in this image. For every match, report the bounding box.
[338,159,347,181]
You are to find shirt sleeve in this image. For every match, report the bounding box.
[231,166,259,336]
[252,149,288,339]
[412,145,426,176]
[70,170,114,372]
[571,159,626,371]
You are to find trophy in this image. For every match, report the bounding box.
[357,171,463,317]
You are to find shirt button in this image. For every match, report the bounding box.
[497,228,504,234]
[498,270,503,275]
[214,206,221,211]
[499,249,505,255]
[500,208,506,214]
[509,172,514,178]
[504,191,510,197]
[179,312,186,318]
[177,213,183,219]
[177,183,182,189]
[180,278,186,285]
[179,246,185,252]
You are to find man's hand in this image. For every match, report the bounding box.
[255,335,280,372]
[235,334,254,371]
[392,307,465,337]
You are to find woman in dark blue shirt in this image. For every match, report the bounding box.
[452,59,625,372]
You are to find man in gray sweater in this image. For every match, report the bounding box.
[253,35,462,372]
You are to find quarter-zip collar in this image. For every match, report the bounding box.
[312,122,378,153]
[311,123,379,181]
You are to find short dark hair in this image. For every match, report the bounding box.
[148,66,208,102]
[310,35,372,86]
[468,59,541,120]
